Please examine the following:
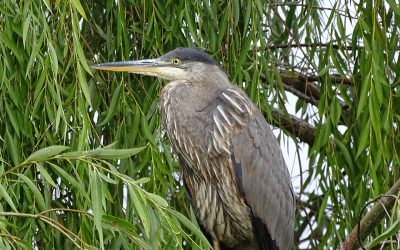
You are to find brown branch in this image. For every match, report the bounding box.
[263,71,352,111]
[280,70,321,102]
[300,73,354,86]
[341,178,400,250]
[270,108,316,146]
[265,71,352,125]
[281,72,351,119]
[280,70,353,100]
[261,71,355,143]
[282,83,319,106]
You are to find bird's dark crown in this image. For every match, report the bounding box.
[160,47,221,67]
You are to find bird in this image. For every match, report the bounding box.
[92,47,295,250]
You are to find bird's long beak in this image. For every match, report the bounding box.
[92,58,184,80]
[91,59,160,74]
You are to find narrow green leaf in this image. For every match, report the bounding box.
[94,23,107,40]
[0,182,18,212]
[50,163,86,195]
[232,0,240,28]
[373,69,385,104]
[237,34,252,67]
[77,63,92,106]
[33,56,49,100]
[55,105,63,133]
[0,32,23,62]
[22,14,30,47]
[90,170,104,248]
[386,0,400,16]
[255,0,263,16]
[97,171,118,184]
[141,116,156,146]
[37,163,57,188]
[5,129,20,165]
[70,0,87,20]
[146,193,168,207]
[72,31,92,75]
[369,94,381,142]
[102,215,152,250]
[330,98,342,125]
[98,84,121,126]
[41,0,51,12]
[317,194,329,225]
[134,177,150,184]
[356,121,370,157]
[26,33,45,77]
[168,208,211,248]
[129,186,150,238]
[320,122,331,146]
[16,174,46,211]
[334,138,353,170]
[358,18,370,34]
[48,42,58,77]
[242,0,252,34]
[217,11,228,47]
[102,142,118,149]
[64,146,146,160]
[318,64,330,76]
[5,103,20,137]
[26,145,70,162]
[336,15,345,39]
[367,219,400,248]
[356,72,371,118]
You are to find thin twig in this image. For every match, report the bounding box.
[266,43,400,51]
[0,211,89,248]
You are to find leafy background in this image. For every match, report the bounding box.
[0,0,399,249]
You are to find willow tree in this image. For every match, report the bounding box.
[0,0,399,249]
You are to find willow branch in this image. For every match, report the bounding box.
[0,211,87,248]
[302,73,354,86]
[279,70,352,102]
[280,71,321,105]
[262,71,352,127]
[263,71,352,110]
[270,108,316,146]
[341,178,400,250]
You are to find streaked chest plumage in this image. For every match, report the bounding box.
[159,80,255,247]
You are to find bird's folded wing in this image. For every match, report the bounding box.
[219,89,295,250]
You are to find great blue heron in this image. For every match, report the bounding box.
[92,48,295,250]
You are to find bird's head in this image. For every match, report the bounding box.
[92,47,228,82]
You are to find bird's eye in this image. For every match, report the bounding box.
[172,58,181,65]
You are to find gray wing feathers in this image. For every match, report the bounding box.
[230,99,295,249]
[213,87,294,249]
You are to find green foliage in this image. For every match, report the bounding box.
[0,0,399,249]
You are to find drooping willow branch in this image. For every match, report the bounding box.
[262,70,352,107]
[0,211,88,248]
[341,178,400,250]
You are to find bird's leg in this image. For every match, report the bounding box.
[213,240,220,250]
